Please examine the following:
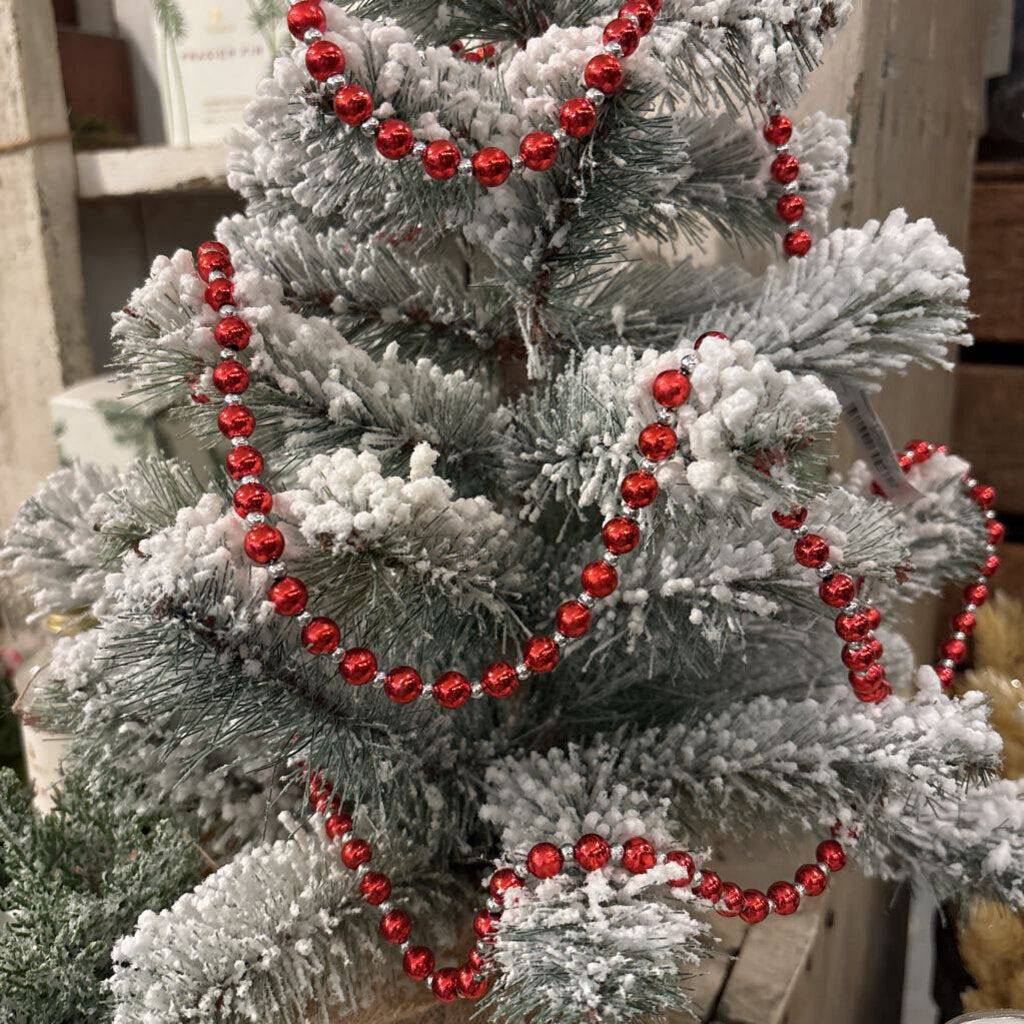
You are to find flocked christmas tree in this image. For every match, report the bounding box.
[3,1,1024,1021]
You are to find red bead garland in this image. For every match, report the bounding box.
[763,102,812,258]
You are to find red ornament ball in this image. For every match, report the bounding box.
[489,867,524,902]
[432,671,471,709]
[204,279,235,310]
[341,837,372,869]
[215,315,252,350]
[287,1,326,39]
[360,871,392,906]
[637,422,678,461]
[244,524,285,564]
[953,610,977,635]
[340,647,377,686]
[527,842,564,879]
[776,193,805,223]
[431,967,460,1003]
[227,445,263,480]
[864,606,882,630]
[763,115,793,146]
[767,880,800,915]
[795,862,828,896]
[422,140,461,180]
[384,666,422,704]
[198,240,229,257]
[819,573,857,608]
[935,663,955,688]
[815,839,847,871]
[794,533,829,568]
[233,482,272,517]
[964,583,989,606]
[603,18,640,56]
[694,330,729,349]
[305,39,345,81]
[457,964,489,1000]
[556,600,592,638]
[941,637,967,663]
[376,119,414,160]
[379,908,413,944]
[218,404,255,439]
[621,470,658,508]
[268,576,308,616]
[619,0,655,34]
[970,483,996,509]
[988,520,1006,545]
[481,661,519,698]
[520,131,559,172]
[584,54,624,94]
[302,617,341,655]
[524,635,560,673]
[835,610,870,642]
[403,945,435,981]
[980,554,1000,577]
[842,643,876,671]
[474,911,499,938]
[198,248,232,281]
[651,368,691,408]
[574,833,611,871]
[602,516,641,554]
[467,948,487,972]
[694,869,723,902]
[666,849,695,887]
[717,881,744,917]
[770,153,800,184]
[581,561,618,598]
[324,812,353,841]
[784,229,813,258]
[213,360,249,395]
[740,888,770,923]
[622,836,656,874]
[472,147,512,187]
[334,84,373,125]
[772,505,808,530]
[559,97,597,138]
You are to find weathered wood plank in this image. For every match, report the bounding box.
[76,143,230,199]
[966,179,1024,342]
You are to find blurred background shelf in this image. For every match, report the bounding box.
[75,143,230,199]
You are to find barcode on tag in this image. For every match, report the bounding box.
[834,382,922,506]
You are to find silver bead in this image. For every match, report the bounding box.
[560,843,575,860]
[470,682,485,699]
[609,843,624,861]
[986,509,997,520]
[691,869,703,888]
[303,28,323,43]
[553,632,569,649]
[767,897,777,914]
[976,574,988,585]
[219,304,237,316]
[792,524,809,537]
[783,181,799,195]
[578,593,596,609]
[475,940,492,955]
[456,158,473,177]
[245,512,266,525]
[219,348,236,360]
[296,611,313,626]
[266,561,287,579]
[817,862,831,876]
[794,882,806,897]
[786,219,803,231]
[963,476,978,490]
[423,974,434,988]
[585,88,606,105]
[952,630,967,642]
[378,900,393,914]
[678,353,698,373]
[817,562,834,579]
[412,141,426,157]
[774,142,790,155]
[239,474,260,485]
[224,393,242,405]
[552,128,569,144]
[209,269,227,282]
[372,671,387,686]
[964,602,978,613]
[940,658,955,670]
[231,436,250,448]
[603,40,623,56]
[842,600,860,614]
[515,663,530,681]
[360,117,380,136]
[400,941,411,953]
[603,552,619,567]
[512,155,524,171]
[324,73,346,92]
[486,898,502,913]
[656,407,674,424]
[638,457,656,472]
[986,543,997,555]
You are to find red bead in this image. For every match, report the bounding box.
[524,635,559,673]
[198,240,228,257]
[431,967,460,1003]
[305,39,345,81]
[717,881,744,917]
[340,647,377,685]
[770,153,800,184]
[935,663,955,687]
[457,964,489,1000]
[941,637,967,663]
[489,867,523,902]
[341,837,372,869]
[622,836,656,874]
[849,664,885,692]
[233,482,271,517]
[584,54,623,94]
[527,842,564,879]
[988,520,1006,545]
[360,871,392,905]
[302,617,341,655]
[519,131,559,171]
[481,661,519,698]
[621,470,658,508]
[314,792,339,816]
[268,576,308,616]
[474,911,499,938]
[467,948,487,971]
[213,360,249,395]
[581,561,618,598]
[864,606,882,630]
[472,147,512,187]
[574,834,611,871]
[215,315,252,350]
[819,573,857,608]
[204,279,234,310]
[619,0,655,34]
[380,908,412,944]
[602,516,641,554]
[324,812,353,840]
[198,249,232,281]
[665,850,695,887]
[403,945,435,980]
[190,387,210,405]
[815,839,846,871]
[864,636,884,661]
[637,423,677,461]
[694,330,729,349]
[740,888,770,923]
[767,880,800,915]
[795,863,827,896]
[776,193,805,223]
[432,671,471,709]
[375,120,414,160]
[422,140,461,180]
[772,505,808,530]
[841,643,876,671]
[651,369,691,408]
[559,97,597,139]
[898,452,913,471]
[384,666,422,704]
[793,534,829,568]
[218,404,255,438]
[763,115,793,146]
[783,229,813,258]
[835,610,870,642]
[980,554,1000,577]
[694,870,722,902]
[287,2,326,39]
[953,610,976,635]
[227,445,263,480]
[334,84,373,126]
[907,439,932,463]
[603,18,641,56]
[970,483,996,509]
[244,524,285,564]
[964,583,989,606]
[556,600,592,638]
